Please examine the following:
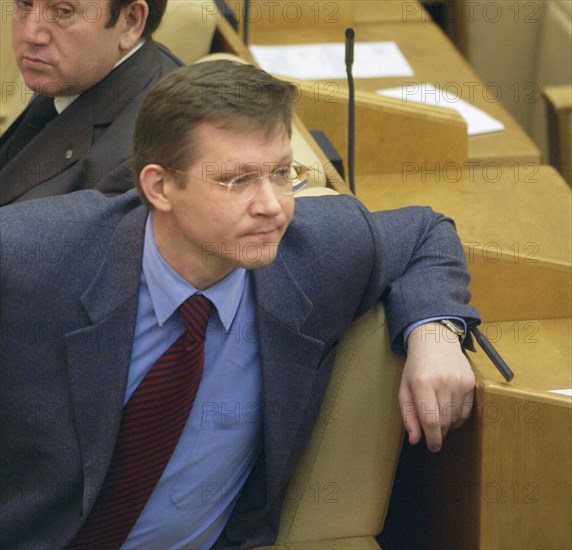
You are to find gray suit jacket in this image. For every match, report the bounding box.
[0,190,479,549]
[0,41,182,206]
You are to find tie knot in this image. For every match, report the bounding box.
[179,294,213,341]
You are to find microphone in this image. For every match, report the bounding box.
[345,27,354,67]
[470,326,514,382]
[345,28,356,194]
[243,0,250,46]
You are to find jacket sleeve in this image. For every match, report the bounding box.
[355,198,480,355]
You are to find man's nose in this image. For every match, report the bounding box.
[249,177,284,215]
[17,7,52,45]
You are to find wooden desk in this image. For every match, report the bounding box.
[381,318,571,549]
[442,317,571,549]
[356,165,572,322]
[249,20,541,166]
[364,163,571,545]
[351,0,431,24]
[292,81,468,176]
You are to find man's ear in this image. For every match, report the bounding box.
[139,164,173,211]
[118,0,148,52]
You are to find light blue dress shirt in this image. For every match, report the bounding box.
[121,215,262,550]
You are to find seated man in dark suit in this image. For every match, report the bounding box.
[1,60,480,549]
[0,0,182,205]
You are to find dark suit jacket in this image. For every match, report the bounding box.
[0,190,480,549]
[0,40,182,206]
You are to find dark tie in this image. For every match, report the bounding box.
[1,95,58,166]
[67,294,214,549]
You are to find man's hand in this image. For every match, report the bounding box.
[399,322,475,452]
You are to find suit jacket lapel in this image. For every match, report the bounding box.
[252,255,325,497]
[64,206,147,513]
[0,95,94,204]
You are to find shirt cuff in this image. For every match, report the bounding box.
[403,317,468,351]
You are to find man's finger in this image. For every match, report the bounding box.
[398,384,423,445]
[414,386,442,452]
[450,391,475,428]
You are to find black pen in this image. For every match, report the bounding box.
[471,326,514,382]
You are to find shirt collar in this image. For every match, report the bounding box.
[142,214,247,331]
[54,39,146,114]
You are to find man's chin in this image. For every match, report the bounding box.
[226,242,280,270]
[240,255,278,270]
[22,75,63,97]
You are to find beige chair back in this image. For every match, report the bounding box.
[1,14,30,134]
[255,191,405,548]
[154,0,217,64]
[274,300,404,544]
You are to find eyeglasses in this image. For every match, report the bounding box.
[163,161,310,202]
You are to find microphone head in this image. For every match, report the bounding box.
[345,28,355,67]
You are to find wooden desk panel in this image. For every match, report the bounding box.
[356,166,572,322]
[250,21,541,165]
[293,81,468,176]
[470,318,572,549]
[544,84,572,185]
[475,389,571,549]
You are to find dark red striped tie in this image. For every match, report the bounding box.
[68,294,213,549]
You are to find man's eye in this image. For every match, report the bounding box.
[15,0,33,11]
[48,3,74,19]
[273,166,291,179]
[56,7,73,17]
[230,173,259,188]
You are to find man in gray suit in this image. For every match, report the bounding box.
[0,0,182,205]
[1,61,480,548]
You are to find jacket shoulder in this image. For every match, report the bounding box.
[153,40,185,70]
[0,190,143,245]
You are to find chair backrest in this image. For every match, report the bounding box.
[0,15,30,134]
[274,297,405,543]
[153,0,217,64]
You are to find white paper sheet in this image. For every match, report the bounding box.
[250,42,414,80]
[377,84,505,136]
[548,389,572,397]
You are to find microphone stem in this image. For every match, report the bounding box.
[243,0,250,45]
[345,28,356,195]
[347,70,355,194]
